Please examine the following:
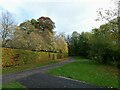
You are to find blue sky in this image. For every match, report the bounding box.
[0,0,114,34]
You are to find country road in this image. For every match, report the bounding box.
[2,57,107,88]
[2,57,75,83]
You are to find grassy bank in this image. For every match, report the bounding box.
[3,58,67,75]
[2,47,68,74]
[46,57,119,88]
[2,48,68,67]
[2,82,27,89]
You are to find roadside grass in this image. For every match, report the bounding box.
[2,82,27,89]
[46,57,119,88]
[2,58,67,89]
[3,59,66,75]
[75,56,86,60]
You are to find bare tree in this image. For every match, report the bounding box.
[0,10,15,47]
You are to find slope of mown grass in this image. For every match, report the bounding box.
[46,57,119,88]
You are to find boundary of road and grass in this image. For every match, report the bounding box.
[2,57,71,89]
[2,57,119,89]
[2,58,68,75]
[46,56,119,88]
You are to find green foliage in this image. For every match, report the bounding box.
[88,20,119,64]
[67,17,119,65]
[3,58,59,75]
[95,7,120,66]
[2,48,67,67]
[13,49,37,65]
[37,17,55,33]
[31,18,38,28]
[66,31,89,56]
[2,82,26,89]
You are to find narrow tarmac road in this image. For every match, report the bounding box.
[2,57,107,88]
[18,73,99,88]
[2,57,74,83]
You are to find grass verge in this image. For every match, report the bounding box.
[2,82,27,89]
[3,58,66,75]
[46,57,119,88]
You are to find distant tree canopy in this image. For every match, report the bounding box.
[66,31,90,56]
[2,15,68,54]
[20,17,55,33]
[66,17,119,65]
[65,3,119,66]
[1,7,119,67]
[29,16,55,33]
[37,17,55,32]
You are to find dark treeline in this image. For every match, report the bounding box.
[66,17,119,67]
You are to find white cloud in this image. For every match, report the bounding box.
[0,0,113,34]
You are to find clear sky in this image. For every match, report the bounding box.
[0,0,114,34]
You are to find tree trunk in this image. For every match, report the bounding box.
[118,2,120,68]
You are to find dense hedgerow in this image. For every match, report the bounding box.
[2,48,68,67]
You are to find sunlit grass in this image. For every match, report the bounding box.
[46,57,119,88]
